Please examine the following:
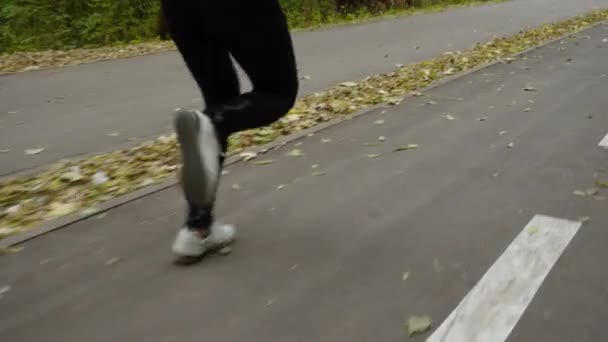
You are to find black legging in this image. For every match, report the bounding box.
[161,0,299,228]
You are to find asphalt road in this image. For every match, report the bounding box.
[1,0,608,177]
[1,23,607,342]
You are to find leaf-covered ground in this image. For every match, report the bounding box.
[1,9,607,240]
[0,41,176,75]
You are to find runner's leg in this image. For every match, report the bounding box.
[208,0,299,139]
[161,1,239,257]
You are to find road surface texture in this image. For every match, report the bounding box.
[1,0,608,177]
[1,23,607,342]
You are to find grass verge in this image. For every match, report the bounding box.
[1,9,607,241]
[0,0,501,74]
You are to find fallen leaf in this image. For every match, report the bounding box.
[477,117,488,122]
[442,113,456,121]
[4,204,21,215]
[231,183,242,190]
[312,171,326,176]
[378,136,387,142]
[411,91,424,97]
[24,148,44,155]
[301,75,311,80]
[253,159,274,165]
[0,227,16,237]
[0,149,10,153]
[218,246,233,255]
[585,187,600,196]
[81,207,101,216]
[500,130,508,136]
[388,98,402,105]
[221,170,230,176]
[340,81,358,87]
[47,202,77,217]
[61,166,84,183]
[140,178,155,187]
[595,179,608,188]
[157,134,174,144]
[524,108,531,112]
[523,86,538,91]
[528,226,539,235]
[107,132,120,137]
[374,119,385,125]
[277,184,286,190]
[402,272,410,281]
[106,257,122,265]
[0,285,10,298]
[0,246,23,255]
[407,315,432,336]
[286,149,304,157]
[573,190,587,197]
[367,154,382,159]
[426,101,438,105]
[507,142,515,148]
[92,171,109,185]
[240,151,257,161]
[321,138,332,143]
[393,144,419,152]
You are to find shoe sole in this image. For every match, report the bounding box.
[174,110,219,208]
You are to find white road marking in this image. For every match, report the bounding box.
[599,133,608,149]
[427,215,582,342]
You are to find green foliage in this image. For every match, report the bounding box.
[0,0,160,53]
[0,0,489,54]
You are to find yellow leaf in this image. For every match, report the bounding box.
[407,315,432,336]
[47,202,77,218]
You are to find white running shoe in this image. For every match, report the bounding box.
[172,222,236,257]
[174,109,221,208]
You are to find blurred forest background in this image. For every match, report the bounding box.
[0,0,489,54]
